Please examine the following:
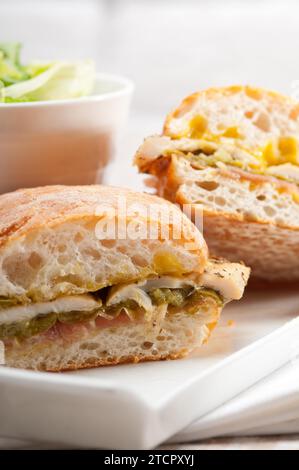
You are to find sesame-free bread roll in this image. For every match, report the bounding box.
[0,185,249,371]
[135,85,299,280]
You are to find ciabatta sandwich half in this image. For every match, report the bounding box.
[0,185,249,371]
[135,86,299,280]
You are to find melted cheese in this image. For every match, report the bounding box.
[142,276,195,291]
[171,114,299,175]
[266,163,299,183]
[263,137,298,166]
[0,294,100,326]
[107,276,195,310]
[0,261,249,326]
[106,284,153,312]
[107,260,249,308]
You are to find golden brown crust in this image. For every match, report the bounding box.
[134,85,299,280]
[163,85,297,136]
[44,349,189,372]
[0,184,207,262]
[0,185,188,243]
[192,210,299,280]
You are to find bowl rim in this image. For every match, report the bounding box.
[0,72,134,108]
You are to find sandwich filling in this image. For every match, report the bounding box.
[0,259,248,344]
[136,132,299,190]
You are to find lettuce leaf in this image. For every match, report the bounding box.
[0,42,95,102]
[0,42,29,86]
[3,96,35,103]
[0,42,21,65]
[3,60,95,101]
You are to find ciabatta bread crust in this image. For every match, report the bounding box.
[164,85,299,148]
[0,185,249,371]
[135,86,299,280]
[0,185,207,302]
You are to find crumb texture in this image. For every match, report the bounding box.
[0,185,206,301]
[165,85,299,150]
[5,309,218,371]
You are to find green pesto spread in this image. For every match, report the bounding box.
[0,287,222,341]
[0,312,57,340]
[0,297,19,309]
[148,286,193,306]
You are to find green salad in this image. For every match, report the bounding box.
[0,43,95,103]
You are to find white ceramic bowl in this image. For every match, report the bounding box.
[0,73,134,193]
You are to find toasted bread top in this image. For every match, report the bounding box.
[0,185,208,302]
[164,85,299,150]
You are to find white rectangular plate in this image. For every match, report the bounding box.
[1,283,299,449]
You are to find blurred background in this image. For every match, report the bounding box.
[1,0,299,118]
[1,0,299,184]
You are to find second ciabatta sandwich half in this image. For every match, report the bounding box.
[0,185,249,371]
[135,85,299,280]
